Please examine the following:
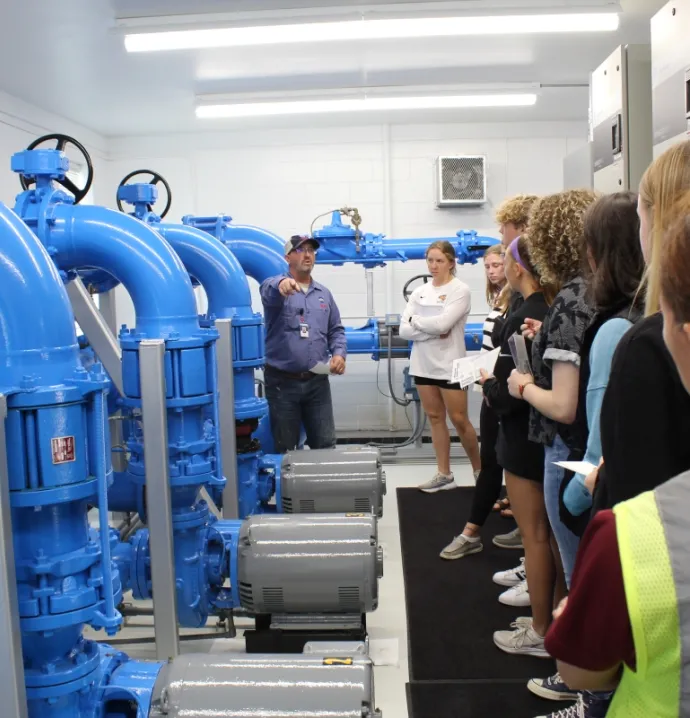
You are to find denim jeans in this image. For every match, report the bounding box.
[264,368,336,453]
[544,433,581,588]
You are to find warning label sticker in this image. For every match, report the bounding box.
[51,436,76,465]
[345,513,366,517]
[322,657,354,666]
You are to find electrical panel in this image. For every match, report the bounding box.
[650,0,690,157]
[563,142,594,189]
[590,45,653,193]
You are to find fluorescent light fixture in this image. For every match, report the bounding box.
[196,93,538,119]
[125,13,619,52]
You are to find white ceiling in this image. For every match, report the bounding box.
[0,0,667,137]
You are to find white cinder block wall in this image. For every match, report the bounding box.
[103,121,587,434]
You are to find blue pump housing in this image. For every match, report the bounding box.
[11,148,232,631]
[0,199,162,718]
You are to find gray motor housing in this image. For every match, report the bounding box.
[237,513,382,615]
[280,446,386,517]
[150,652,381,718]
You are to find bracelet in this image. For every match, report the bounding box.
[519,380,534,397]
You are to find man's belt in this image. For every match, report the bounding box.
[265,364,317,381]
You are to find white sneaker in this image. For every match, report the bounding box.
[493,557,526,587]
[493,621,549,658]
[418,472,456,493]
[499,578,531,607]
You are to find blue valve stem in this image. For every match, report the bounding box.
[93,389,117,626]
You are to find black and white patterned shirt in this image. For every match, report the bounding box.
[528,276,596,448]
[482,307,505,352]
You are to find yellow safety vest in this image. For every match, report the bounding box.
[610,471,690,717]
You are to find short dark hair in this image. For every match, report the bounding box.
[581,191,645,313]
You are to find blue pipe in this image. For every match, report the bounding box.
[183,215,288,282]
[0,202,159,717]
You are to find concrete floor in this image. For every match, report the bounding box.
[87,459,478,717]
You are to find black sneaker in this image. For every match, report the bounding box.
[527,672,578,701]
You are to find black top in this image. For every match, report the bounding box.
[529,276,596,449]
[595,312,690,509]
[483,291,549,480]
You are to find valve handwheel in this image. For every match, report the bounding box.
[19,133,94,204]
[116,169,172,219]
[402,274,433,302]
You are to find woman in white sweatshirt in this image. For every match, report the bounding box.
[399,240,480,491]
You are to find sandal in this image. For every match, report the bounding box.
[493,498,510,513]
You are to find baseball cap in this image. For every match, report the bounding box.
[284,235,320,255]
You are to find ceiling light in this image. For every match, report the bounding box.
[125,13,619,52]
[196,93,538,119]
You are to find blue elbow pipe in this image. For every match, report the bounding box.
[183,215,288,283]
[155,223,267,425]
[45,205,200,338]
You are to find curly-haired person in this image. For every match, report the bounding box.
[495,194,539,248]
[494,190,597,659]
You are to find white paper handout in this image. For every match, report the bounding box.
[309,361,332,375]
[554,461,598,475]
[450,347,500,388]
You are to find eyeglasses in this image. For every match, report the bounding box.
[294,246,318,255]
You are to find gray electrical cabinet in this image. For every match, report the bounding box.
[590,44,653,192]
[651,0,690,157]
[563,142,594,189]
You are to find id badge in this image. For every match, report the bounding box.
[300,323,310,339]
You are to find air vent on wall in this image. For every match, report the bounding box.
[436,155,487,207]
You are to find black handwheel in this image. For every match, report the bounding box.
[116,169,172,219]
[19,133,94,204]
[403,274,433,302]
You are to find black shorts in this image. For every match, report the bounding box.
[412,375,467,391]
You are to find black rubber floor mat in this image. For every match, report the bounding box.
[406,680,574,718]
[398,486,556,681]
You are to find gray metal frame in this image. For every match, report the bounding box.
[215,319,239,519]
[67,278,124,396]
[0,394,29,717]
[139,340,180,660]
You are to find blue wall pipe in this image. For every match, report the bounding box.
[0,201,162,717]
[11,148,226,629]
[311,211,500,268]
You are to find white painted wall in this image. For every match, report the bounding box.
[104,121,587,433]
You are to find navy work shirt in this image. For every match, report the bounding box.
[260,274,347,373]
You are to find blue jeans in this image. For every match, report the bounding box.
[264,367,336,453]
[544,434,581,588]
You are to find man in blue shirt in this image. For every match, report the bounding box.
[260,235,347,453]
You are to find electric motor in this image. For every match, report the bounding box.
[237,513,382,614]
[149,652,382,718]
[280,446,386,516]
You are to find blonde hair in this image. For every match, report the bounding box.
[638,140,690,316]
[425,240,457,276]
[525,189,599,291]
[483,244,506,305]
[495,194,539,229]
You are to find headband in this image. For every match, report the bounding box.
[508,237,527,271]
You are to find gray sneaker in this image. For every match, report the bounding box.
[418,472,456,493]
[440,534,483,560]
[493,621,549,658]
[492,527,524,549]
